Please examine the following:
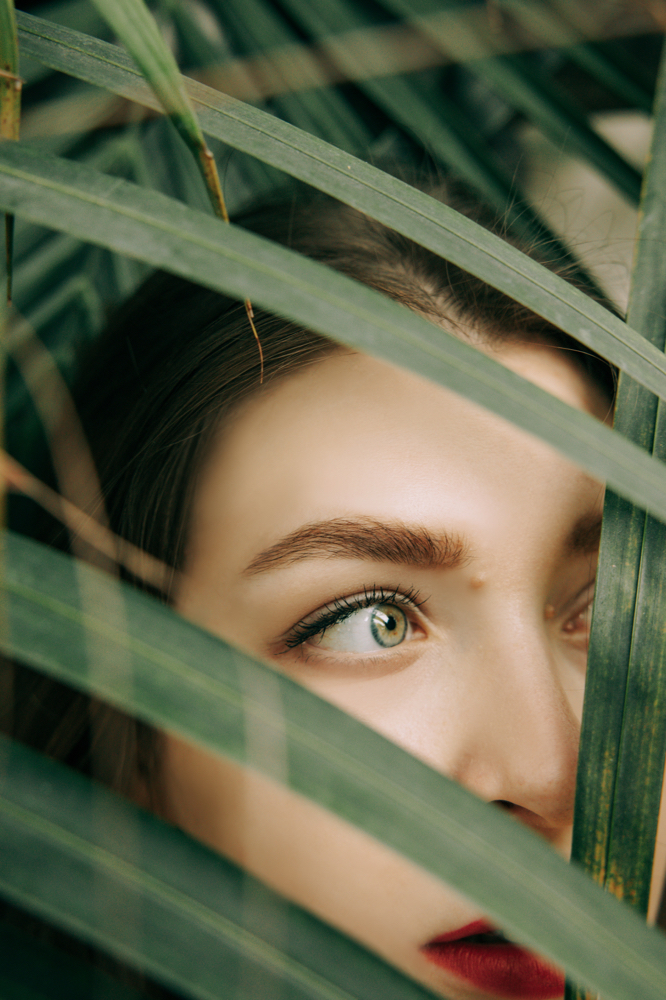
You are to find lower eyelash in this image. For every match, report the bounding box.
[284,584,424,649]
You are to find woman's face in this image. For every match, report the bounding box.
[165,341,609,1000]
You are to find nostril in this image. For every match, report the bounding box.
[495,800,515,811]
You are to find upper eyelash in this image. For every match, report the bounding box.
[284,584,425,650]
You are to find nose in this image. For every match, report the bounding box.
[443,620,580,854]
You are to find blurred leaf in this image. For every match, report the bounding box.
[16,13,666,404]
[563,42,653,114]
[5,530,666,1000]
[207,0,371,154]
[5,140,666,520]
[471,52,642,204]
[32,0,110,39]
[0,734,439,1000]
[498,0,654,113]
[0,920,145,1000]
[157,0,229,71]
[379,0,642,204]
[1,0,20,303]
[88,0,228,219]
[272,0,574,258]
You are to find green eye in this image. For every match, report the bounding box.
[370,605,408,647]
[312,603,409,652]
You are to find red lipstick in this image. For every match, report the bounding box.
[422,920,564,999]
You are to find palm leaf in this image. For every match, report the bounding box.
[378,0,642,203]
[5,140,666,520]
[564,43,666,1000]
[0,0,19,302]
[88,0,228,219]
[564,33,666,1000]
[6,529,666,1000]
[0,733,438,1000]
[0,921,144,1000]
[16,13,666,403]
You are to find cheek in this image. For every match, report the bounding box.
[161,736,246,858]
[158,733,480,989]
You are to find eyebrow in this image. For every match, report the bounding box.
[568,512,603,555]
[244,516,468,576]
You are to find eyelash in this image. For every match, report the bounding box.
[561,580,596,635]
[284,585,425,650]
[282,578,594,654]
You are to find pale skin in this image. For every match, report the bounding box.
[162,340,618,1000]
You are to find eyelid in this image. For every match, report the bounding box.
[282,584,426,650]
[560,577,596,629]
[566,577,596,612]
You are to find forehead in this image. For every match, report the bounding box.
[185,344,606,579]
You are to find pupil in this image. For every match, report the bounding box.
[370,605,407,647]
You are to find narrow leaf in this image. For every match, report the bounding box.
[0,0,20,303]
[0,920,144,1000]
[565,38,666,1000]
[5,141,666,520]
[5,531,666,1000]
[0,736,438,1000]
[571,38,666,913]
[273,0,581,264]
[87,0,199,148]
[88,0,228,220]
[16,13,666,405]
[379,0,642,203]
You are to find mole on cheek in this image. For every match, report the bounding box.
[470,575,485,590]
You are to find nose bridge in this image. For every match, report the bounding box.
[450,615,579,831]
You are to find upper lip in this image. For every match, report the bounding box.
[426,919,508,945]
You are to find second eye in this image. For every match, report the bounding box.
[310,604,410,652]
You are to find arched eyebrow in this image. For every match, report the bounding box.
[244,516,468,575]
[568,512,603,554]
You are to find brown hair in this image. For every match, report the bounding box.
[9,181,616,802]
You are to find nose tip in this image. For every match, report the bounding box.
[448,650,581,844]
[495,796,575,857]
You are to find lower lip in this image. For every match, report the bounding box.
[422,925,565,1000]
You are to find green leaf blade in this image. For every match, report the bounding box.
[0,736,438,1000]
[87,0,201,148]
[4,140,666,521]
[15,13,666,405]
[6,531,666,1000]
[86,0,230,220]
[568,37,666,1000]
[572,33,666,901]
[1,0,20,302]
[0,921,144,1000]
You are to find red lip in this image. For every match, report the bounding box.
[422,920,564,999]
